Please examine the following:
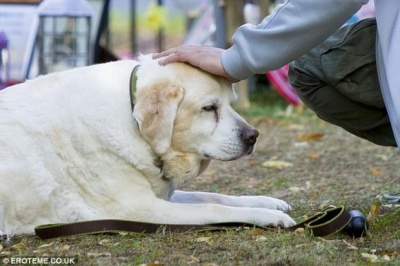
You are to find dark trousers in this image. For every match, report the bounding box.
[289,19,396,147]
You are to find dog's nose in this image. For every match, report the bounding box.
[241,127,259,145]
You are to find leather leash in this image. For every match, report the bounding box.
[34,206,351,240]
[286,205,351,237]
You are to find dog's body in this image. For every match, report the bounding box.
[0,55,294,235]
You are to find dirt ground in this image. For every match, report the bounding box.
[1,96,399,265]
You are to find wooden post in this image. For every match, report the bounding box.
[157,0,164,52]
[223,0,272,109]
[224,0,250,109]
[259,0,271,20]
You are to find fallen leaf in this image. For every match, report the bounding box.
[11,243,27,251]
[138,262,164,266]
[318,200,331,210]
[287,124,305,130]
[196,236,212,244]
[289,187,302,193]
[252,117,276,125]
[367,201,381,223]
[186,256,200,264]
[297,132,323,142]
[1,251,11,256]
[262,160,293,169]
[361,253,378,262]
[369,167,384,176]
[61,245,70,252]
[87,252,111,257]
[249,229,264,236]
[255,236,268,242]
[38,243,53,249]
[0,244,3,252]
[309,192,319,201]
[294,228,305,234]
[342,240,358,250]
[293,142,309,148]
[99,239,112,246]
[308,152,320,159]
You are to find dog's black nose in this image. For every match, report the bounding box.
[241,127,259,145]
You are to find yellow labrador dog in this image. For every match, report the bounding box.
[0,55,295,235]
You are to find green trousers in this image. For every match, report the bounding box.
[289,18,396,147]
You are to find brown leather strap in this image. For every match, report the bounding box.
[35,220,223,240]
[34,206,351,239]
[286,206,352,237]
[34,220,253,240]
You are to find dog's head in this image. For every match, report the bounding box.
[133,55,259,184]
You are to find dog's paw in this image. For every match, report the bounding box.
[259,209,296,228]
[276,211,296,228]
[268,197,292,212]
[239,196,292,212]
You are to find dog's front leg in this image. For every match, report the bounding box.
[127,197,295,228]
[170,191,291,211]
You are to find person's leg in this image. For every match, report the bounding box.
[288,19,396,147]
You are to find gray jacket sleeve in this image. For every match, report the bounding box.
[221,0,369,80]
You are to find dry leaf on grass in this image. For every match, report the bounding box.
[294,228,305,234]
[196,236,212,244]
[255,236,268,242]
[297,132,324,141]
[308,152,320,159]
[367,201,381,223]
[138,262,164,266]
[61,245,70,252]
[87,252,111,257]
[249,228,264,236]
[11,243,27,251]
[289,187,303,193]
[342,240,358,250]
[262,160,293,169]
[361,253,378,262]
[318,200,331,210]
[369,167,384,176]
[38,243,53,249]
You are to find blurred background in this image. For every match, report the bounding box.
[0,0,375,108]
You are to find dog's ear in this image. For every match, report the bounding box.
[134,83,184,155]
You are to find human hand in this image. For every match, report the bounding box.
[153,45,239,83]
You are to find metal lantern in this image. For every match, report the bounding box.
[37,0,93,74]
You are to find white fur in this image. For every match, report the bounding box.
[0,55,294,235]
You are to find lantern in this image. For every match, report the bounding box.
[37,0,93,74]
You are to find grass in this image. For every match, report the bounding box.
[1,84,399,265]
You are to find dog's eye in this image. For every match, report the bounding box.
[202,105,217,112]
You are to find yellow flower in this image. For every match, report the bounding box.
[144,3,167,31]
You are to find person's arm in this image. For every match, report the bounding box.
[223,0,368,80]
[154,0,368,81]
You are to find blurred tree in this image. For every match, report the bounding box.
[223,0,271,108]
